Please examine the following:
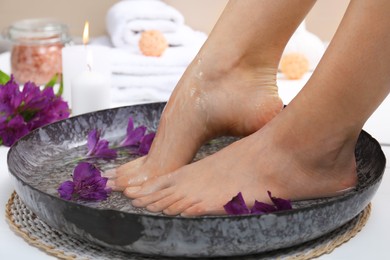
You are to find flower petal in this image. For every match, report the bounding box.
[94,139,117,159]
[58,180,75,200]
[251,200,277,214]
[21,81,54,111]
[121,126,147,146]
[0,76,22,115]
[126,117,135,134]
[73,162,99,183]
[137,133,155,155]
[223,192,250,215]
[86,130,99,155]
[86,130,117,159]
[268,191,292,211]
[120,117,147,147]
[0,115,29,147]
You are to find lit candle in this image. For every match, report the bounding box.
[62,21,111,108]
[70,21,111,116]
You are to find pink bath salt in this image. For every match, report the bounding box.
[11,42,63,85]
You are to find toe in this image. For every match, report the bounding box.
[146,194,183,213]
[102,168,116,178]
[131,187,174,206]
[124,186,142,198]
[133,173,175,196]
[181,203,226,217]
[108,173,148,191]
[163,198,199,216]
[106,179,125,191]
[106,177,129,191]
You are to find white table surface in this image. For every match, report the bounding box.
[1,53,390,259]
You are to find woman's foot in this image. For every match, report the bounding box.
[105,0,315,193]
[106,60,283,191]
[125,104,358,216]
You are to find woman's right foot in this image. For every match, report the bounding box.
[106,57,283,192]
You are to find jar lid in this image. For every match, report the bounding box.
[4,18,70,45]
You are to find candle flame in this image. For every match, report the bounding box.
[83,21,89,45]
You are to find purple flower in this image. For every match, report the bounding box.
[21,81,52,111]
[58,162,111,201]
[137,133,155,155]
[224,192,250,215]
[86,129,117,160]
[0,76,22,116]
[116,117,155,155]
[81,117,155,160]
[27,97,70,130]
[0,75,70,147]
[0,115,29,146]
[224,191,292,215]
[120,117,147,147]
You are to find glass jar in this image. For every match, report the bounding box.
[4,18,70,85]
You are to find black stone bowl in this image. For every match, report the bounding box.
[7,103,386,258]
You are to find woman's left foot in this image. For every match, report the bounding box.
[125,106,358,216]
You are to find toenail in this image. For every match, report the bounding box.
[125,186,141,194]
[107,180,116,188]
[163,209,175,216]
[180,212,191,218]
[131,199,142,207]
[102,169,116,178]
[146,205,158,212]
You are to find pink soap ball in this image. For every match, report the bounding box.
[138,30,168,57]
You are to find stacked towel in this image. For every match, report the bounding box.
[106,0,204,48]
[282,22,325,71]
[102,0,207,104]
[109,45,192,103]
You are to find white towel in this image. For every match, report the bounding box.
[122,25,207,47]
[113,46,199,67]
[113,65,186,76]
[112,86,172,103]
[111,72,181,103]
[282,22,325,71]
[92,36,202,68]
[91,36,193,104]
[106,0,185,48]
[112,73,181,90]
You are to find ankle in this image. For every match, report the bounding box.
[187,54,278,90]
[192,42,280,83]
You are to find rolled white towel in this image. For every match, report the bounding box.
[106,0,185,48]
[92,36,202,67]
[110,44,200,67]
[122,25,207,47]
[91,36,201,76]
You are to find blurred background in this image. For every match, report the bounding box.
[0,0,357,115]
[0,0,349,50]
